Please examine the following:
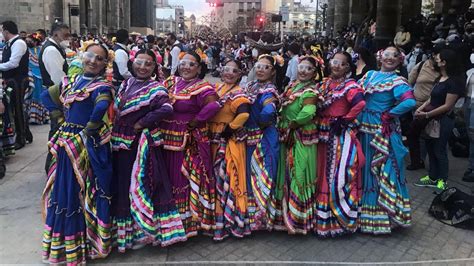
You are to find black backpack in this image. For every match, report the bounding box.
[449,109,469,158]
[429,187,474,229]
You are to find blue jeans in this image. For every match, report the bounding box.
[425,115,454,181]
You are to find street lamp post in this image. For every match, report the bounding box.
[315,0,319,36]
[321,3,328,37]
[252,7,255,32]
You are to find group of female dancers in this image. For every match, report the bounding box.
[41,43,416,265]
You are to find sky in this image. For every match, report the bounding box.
[168,0,315,19]
[168,0,208,18]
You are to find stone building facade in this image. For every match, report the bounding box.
[79,0,131,35]
[0,0,66,33]
[206,0,263,33]
[0,0,155,36]
[155,5,185,36]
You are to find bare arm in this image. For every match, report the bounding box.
[425,93,459,118]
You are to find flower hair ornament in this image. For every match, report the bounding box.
[298,55,320,64]
[376,49,384,62]
[178,49,207,63]
[310,44,324,58]
[79,40,96,52]
[29,33,42,43]
[34,31,45,42]
[258,53,284,67]
[309,44,326,72]
[351,52,360,64]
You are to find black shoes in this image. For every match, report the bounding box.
[25,130,33,144]
[462,170,474,182]
[14,142,25,150]
[406,161,425,171]
[0,164,5,179]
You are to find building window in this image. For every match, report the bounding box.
[239,2,244,12]
[247,2,252,10]
[255,2,261,11]
[246,16,252,26]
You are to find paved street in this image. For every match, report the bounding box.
[1,122,474,265]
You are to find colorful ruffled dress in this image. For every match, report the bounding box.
[358,70,416,234]
[244,80,280,230]
[314,77,366,237]
[160,76,220,237]
[0,82,16,156]
[41,74,114,265]
[26,46,49,124]
[111,78,186,252]
[209,83,251,240]
[275,80,318,234]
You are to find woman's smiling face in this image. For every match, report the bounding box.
[380,47,402,72]
[133,53,156,80]
[178,54,201,80]
[82,45,108,76]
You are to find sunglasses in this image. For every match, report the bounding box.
[381,51,401,59]
[134,58,155,67]
[222,65,241,74]
[297,64,315,72]
[179,59,198,68]
[255,62,273,71]
[329,59,349,67]
[82,51,107,63]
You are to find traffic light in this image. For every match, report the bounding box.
[258,16,265,29]
[208,0,222,7]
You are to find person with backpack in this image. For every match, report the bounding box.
[405,42,428,74]
[406,44,442,170]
